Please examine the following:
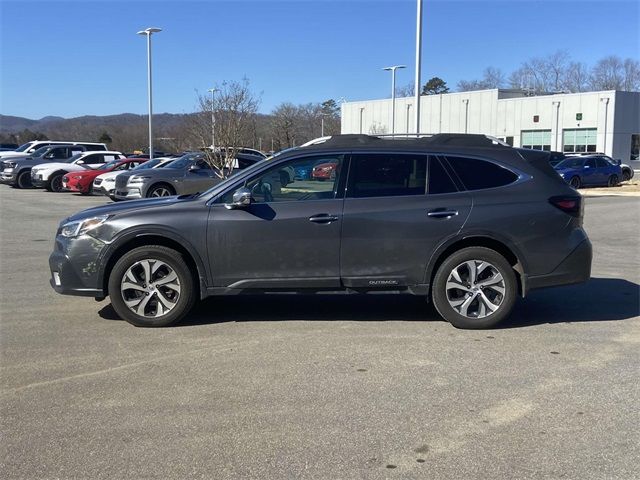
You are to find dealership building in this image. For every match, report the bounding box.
[340,89,640,161]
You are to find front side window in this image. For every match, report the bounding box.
[222,155,344,204]
[445,156,518,191]
[348,153,427,198]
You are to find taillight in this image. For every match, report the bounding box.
[549,195,582,218]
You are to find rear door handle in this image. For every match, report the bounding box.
[309,214,339,224]
[427,209,458,219]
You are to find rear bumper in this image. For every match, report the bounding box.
[525,239,592,293]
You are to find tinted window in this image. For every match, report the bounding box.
[428,157,458,194]
[82,154,104,165]
[585,158,596,168]
[445,156,518,190]
[195,159,211,169]
[348,154,427,198]
[595,158,609,168]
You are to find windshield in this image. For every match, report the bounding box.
[97,160,122,171]
[556,157,585,169]
[14,142,35,152]
[195,155,269,199]
[165,155,200,169]
[30,146,51,157]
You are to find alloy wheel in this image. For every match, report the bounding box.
[150,187,172,197]
[120,259,181,318]
[445,260,505,319]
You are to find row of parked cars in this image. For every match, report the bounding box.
[0,140,275,199]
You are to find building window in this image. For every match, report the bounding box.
[631,134,639,161]
[563,128,597,153]
[521,130,551,151]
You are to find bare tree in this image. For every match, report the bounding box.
[623,58,640,91]
[188,78,260,178]
[395,83,414,97]
[589,56,625,90]
[369,122,387,135]
[458,67,504,91]
[563,61,590,92]
[270,102,300,150]
[546,50,570,91]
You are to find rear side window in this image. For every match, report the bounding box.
[428,157,458,194]
[348,154,427,198]
[445,156,518,191]
[82,154,104,165]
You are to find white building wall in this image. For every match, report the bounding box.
[341,89,640,160]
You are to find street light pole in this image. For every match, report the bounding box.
[414,0,423,136]
[137,27,162,159]
[207,88,217,154]
[383,65,406,135]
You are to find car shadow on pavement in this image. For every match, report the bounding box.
[97,277,639,328]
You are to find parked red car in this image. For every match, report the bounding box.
[63,158,148,194]
[311,161,338,181]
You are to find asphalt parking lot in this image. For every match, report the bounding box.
[1,187,639,479]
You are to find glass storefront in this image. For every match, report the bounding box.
[563,128,597,153]
[521,130,551,151]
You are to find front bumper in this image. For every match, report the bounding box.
[114,186,143,200]
[49,234,107,297]
[31,172,47,187]
[526,239,592,292]
[0,169,17,184]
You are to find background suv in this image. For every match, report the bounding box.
[49,134,591,329]
[1,144,87,188]
[0,140,106,159]
[113,152,261,200]
[31,151,125,192]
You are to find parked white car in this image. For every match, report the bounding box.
[31,151,124,192]
[93,157,174,198]
[0,140,107,159]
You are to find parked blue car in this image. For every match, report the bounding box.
[554,155,623,189]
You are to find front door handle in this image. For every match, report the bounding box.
[427,209,458,219]
[309,214,339,224]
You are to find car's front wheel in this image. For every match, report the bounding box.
[47,173,64,192]
[569,176,581,189]
[146,183,175,198]
[622,169,631,181]
[432,247,517,329]
[108,245,197,327]
[16,170,32,189]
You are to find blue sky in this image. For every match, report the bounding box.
[1,0,638,119]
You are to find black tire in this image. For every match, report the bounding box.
[16,170,32,189]
[47,173,64,192]
[146,183,175,198]
[108,245,197,327]
[569,176,581,189]
[432,247,517,329]
[622,169,631,182]
[607,174,619,187]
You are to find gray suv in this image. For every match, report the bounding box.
[1,144,86,188]
[113,153,261,200]
[49,134,592,329]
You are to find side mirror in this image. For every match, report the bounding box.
[189,164,201,172]
[225,187,252,209]
[616,159,621,165]
[76,160,85,165]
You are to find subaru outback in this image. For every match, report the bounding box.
[49,134,592,329]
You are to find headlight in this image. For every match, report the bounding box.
[5,161,16,168]
[128,175,150,184]
[60,215,109,238]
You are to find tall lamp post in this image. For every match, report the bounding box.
[383,65,406,135]
[207,88,218,153]
[414,0,423,136]
[137,27,162,159]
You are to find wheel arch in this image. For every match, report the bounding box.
[146,182,176,197]
[425,234,527,298]
[99,232,207,300]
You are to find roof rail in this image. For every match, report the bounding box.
[300,133,511,149]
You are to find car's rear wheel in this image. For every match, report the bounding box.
[432,247,517,329]
[47,173,64,192]
[108,245,197,327]
[16,170,32,189]
[569,176,581,189]
[607,174,619,187]
[147,184,175,198]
